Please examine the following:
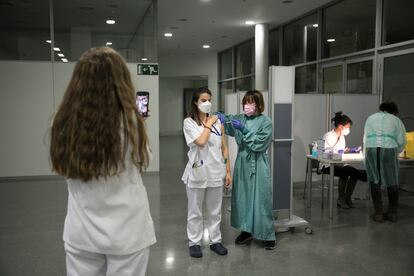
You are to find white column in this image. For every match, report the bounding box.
[255,24,268,91]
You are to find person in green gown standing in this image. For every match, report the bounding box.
[217,90,276,250]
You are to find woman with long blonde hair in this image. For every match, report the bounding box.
[50,47,155,276]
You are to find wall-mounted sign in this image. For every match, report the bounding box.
[137,63,159,75]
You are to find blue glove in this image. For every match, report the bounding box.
[215,112,227,123]
[231,119,244,130]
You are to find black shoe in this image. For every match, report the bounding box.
[337,198,350,209]
[264,240,276,250]
[210,243,228,256]
[235,231,252,245]
[189,245,202,258]
[383,212,398,222]
[371,213,384,223]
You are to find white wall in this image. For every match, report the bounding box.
[0,61,54,177]
[0,61,159,178]
[159,52,218,111]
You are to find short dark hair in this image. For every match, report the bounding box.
[379,101,399,115]
[187,87,212,125]
[331,111,352,127]
[242,90,265,114]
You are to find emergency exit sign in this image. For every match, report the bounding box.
[137,63,159,75]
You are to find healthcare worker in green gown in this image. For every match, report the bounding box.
[216,90,276,250]
[364,101,406,223]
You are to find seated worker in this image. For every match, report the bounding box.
[321,111,366,209]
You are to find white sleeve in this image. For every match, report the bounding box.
[183,118,202,146]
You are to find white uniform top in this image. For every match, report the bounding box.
[181,117,226,188]
[63,149,156,255]
[324,129,346,153]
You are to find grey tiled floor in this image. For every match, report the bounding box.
[1,135,414,275]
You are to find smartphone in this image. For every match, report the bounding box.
[136,91,149,117]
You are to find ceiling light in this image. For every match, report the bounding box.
[106,19,116,25]
[53,47,60,51]
[245,20,255,25]
[61,58,68,62]
[46,39,51,43]
[327,38,336,42]
[57,53,64,57]
[312,24,318,28]
[282,0,294,3]
[164,33,173,37]
[141,57,148,61]
[202,44,210,49]
[106,42,112,46]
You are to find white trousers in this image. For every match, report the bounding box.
[186,185,223,246]
[65,243,150,276]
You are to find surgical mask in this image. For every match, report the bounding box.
[198,101,212,114]
[343,128,350,136]
[244,103,256,117]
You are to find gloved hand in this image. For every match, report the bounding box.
[215,112,227,123]
[231,119,244,130]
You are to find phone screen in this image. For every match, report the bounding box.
[136,92,149,117]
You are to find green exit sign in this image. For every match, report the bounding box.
[137,63,159,75]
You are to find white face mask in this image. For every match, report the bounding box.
[343,128,350,136]
[198,101,212,114]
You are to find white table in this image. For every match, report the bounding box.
[306,155,414,219]
[306,155,363,219]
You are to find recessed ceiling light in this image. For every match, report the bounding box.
[327,38,336,42]
[53,47,60,51]
[141,57,148,61]
[202,44,210,49]
[164,33,173,37]
[245,20,255,25]
[106,42,113,46]
[178,18,188,22]
[106,19,116,25]
[312,24,318,28]
[78,6,94,12]
[57,53,64,57]
[282,0,294,3]
[46,39,51,43]
[220,35,228,38]
[61,58,68,63]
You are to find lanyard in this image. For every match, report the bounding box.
[211,124,222,136]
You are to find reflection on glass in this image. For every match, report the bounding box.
[283,13,317,65]
[52,0,157,62]
[220,49,232,80]
[235,77,252,92]
[323,0,376,58]
[383,53,414,131]
[0,0,50,61]
[269,29,279,66]
[383,0,414,45]
[235,40,253,76]
[323,65,343,94]
[295,64,316,94]
[219,81,233,112]
[347,60,373,94]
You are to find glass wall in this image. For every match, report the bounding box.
[269,29,279,66]
[323,0,376,58]
[235,40,253,77]
[295,64,316,94]
[219,81,233,112]
[0,0,157,63]
[347,60,373,94]
[220,49,233,80]
[283,13,318,65]
[323,65,343,94]
[0,0,50,60]
[382,0,414,45]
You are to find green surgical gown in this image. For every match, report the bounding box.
[363,111,407,186]
[224,114,275,241]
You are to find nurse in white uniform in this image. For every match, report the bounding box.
[50,47,156,276]
[182,87,232,258]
